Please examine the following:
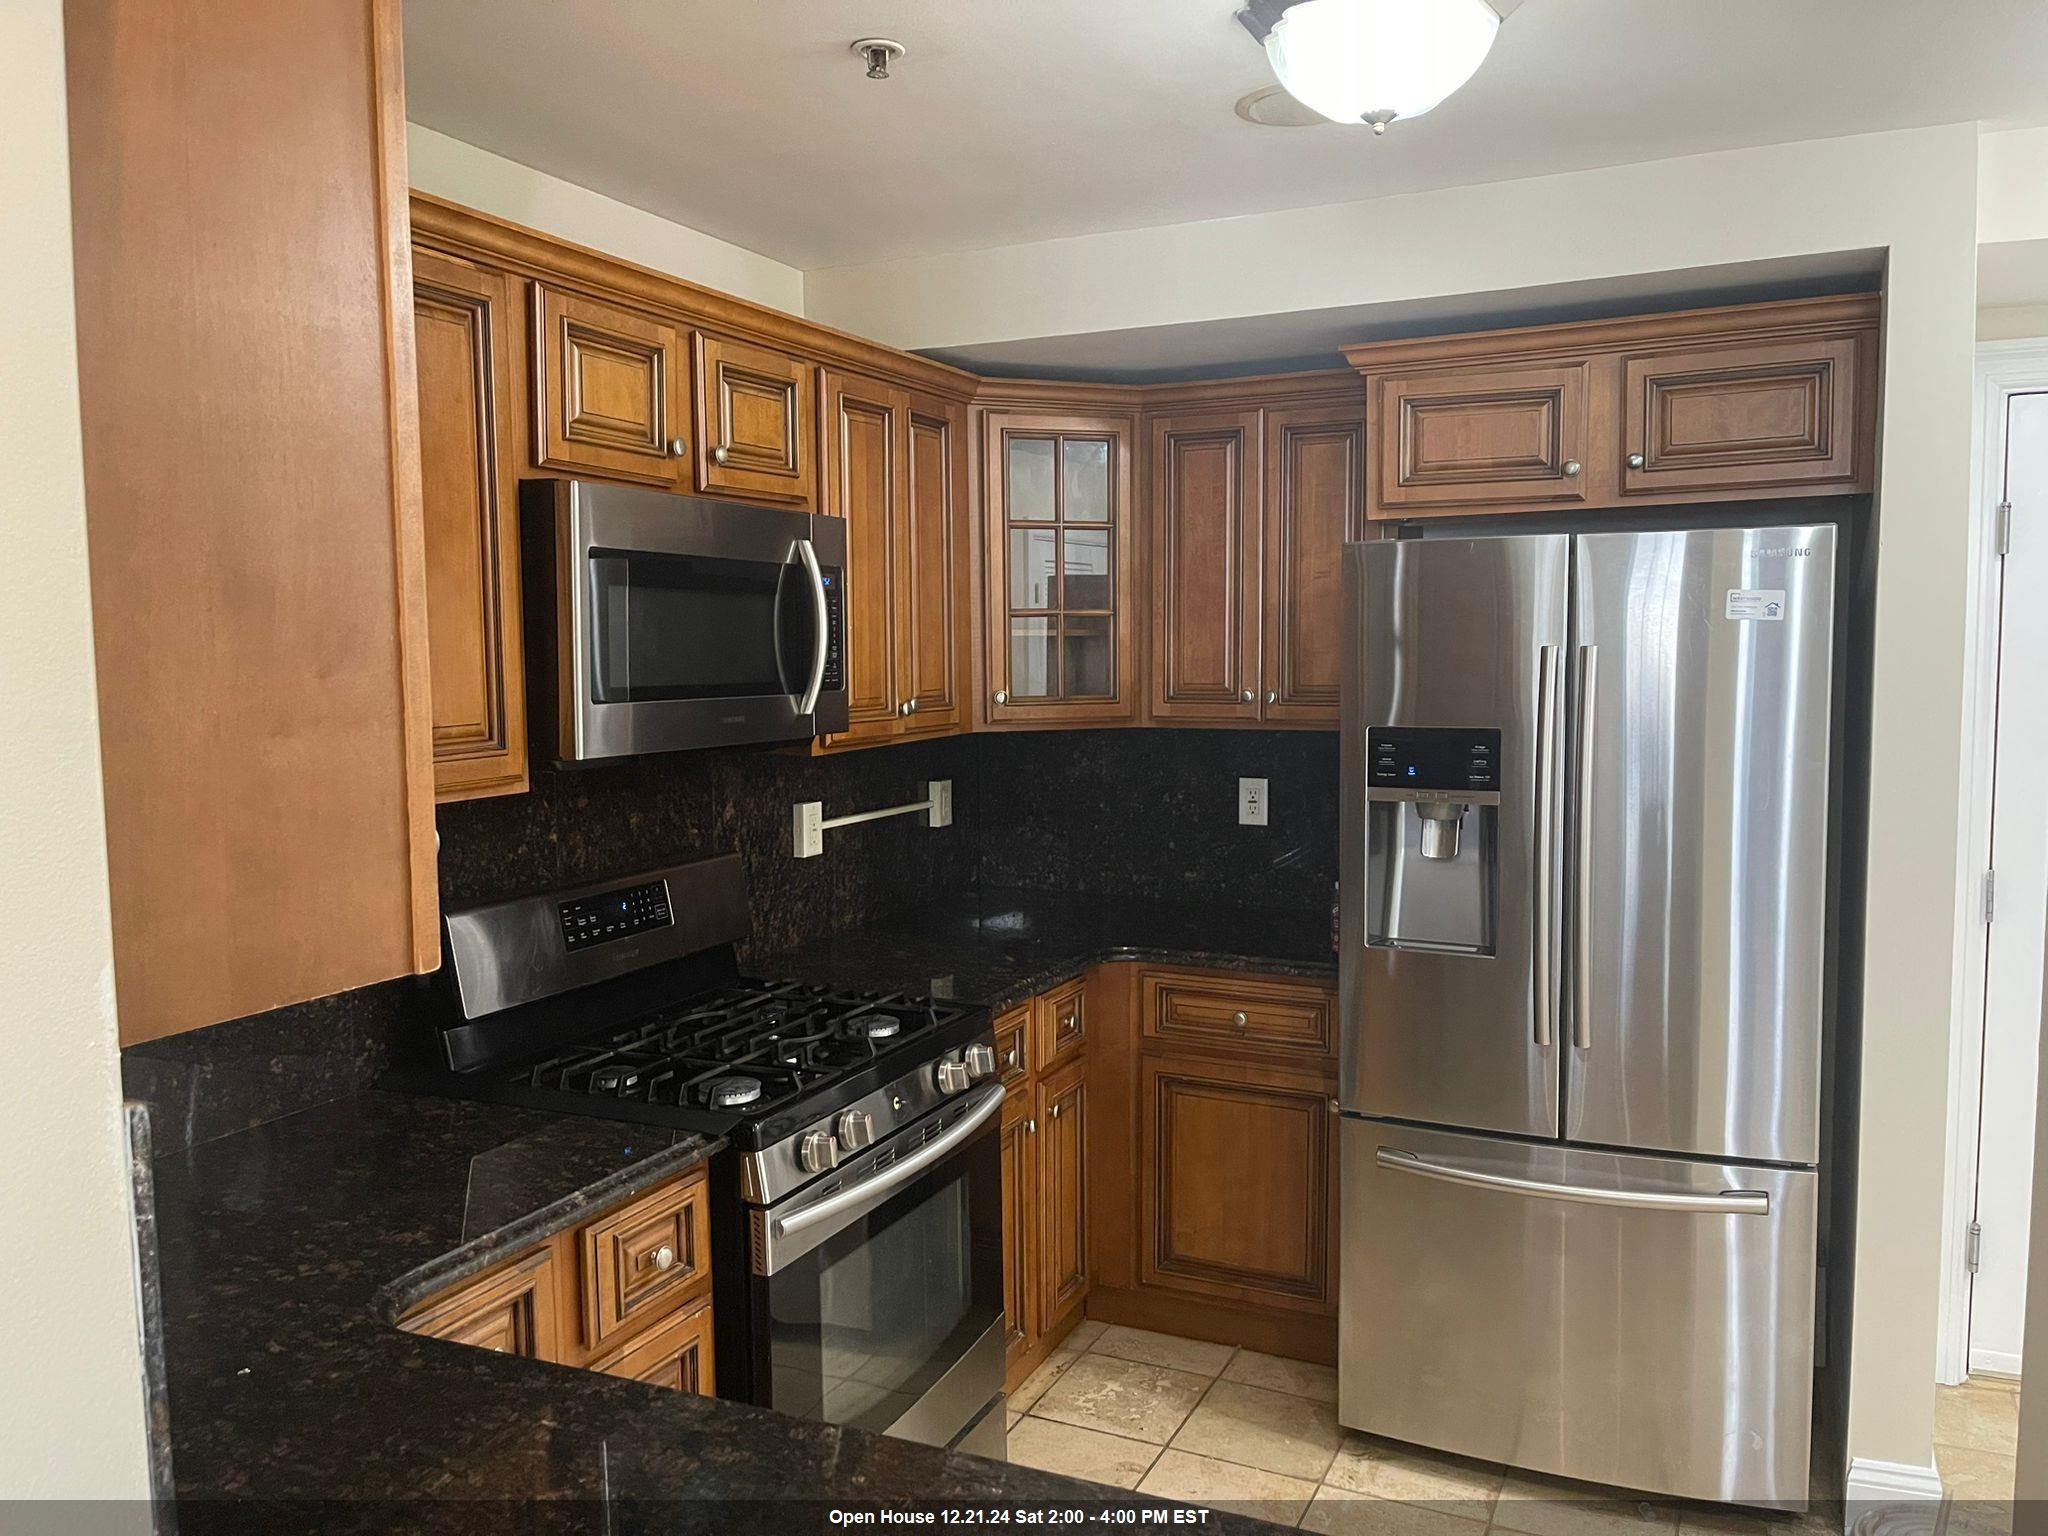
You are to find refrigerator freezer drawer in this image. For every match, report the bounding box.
[1339,1120,1816,1507]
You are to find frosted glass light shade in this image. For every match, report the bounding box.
[1264,0,1500,129]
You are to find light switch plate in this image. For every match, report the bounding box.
[927,780,953,828]
[1239,777,1268,827]
[793,801,823,858]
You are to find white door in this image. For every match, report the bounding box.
[1972,389,2048,1377]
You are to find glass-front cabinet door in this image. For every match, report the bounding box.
[980,410,1136,722]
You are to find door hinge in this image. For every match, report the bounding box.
[1967,1219,1983,1275]
[1996,500,2014,557]
[1985,869,1997,925]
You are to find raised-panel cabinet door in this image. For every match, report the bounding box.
[1038,1058,1089,1333]
[403,1248,562,1362]
[590,1298,715,1396]
[413,251,528,801]
[695,334,817,508]
[1138,1055,1335,1313]
[1149,410,1263,722]
[1621,335,1869,496]
[1262,404,1363,725]
[982,411,1138,724]
[1001,1089,1038,1374]
[532,286,687,486]
[899,394,966,734]
[821,372,902,745]
[1374,362,1591,516]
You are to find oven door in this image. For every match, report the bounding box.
[751,1083,1006,1453]
[552,480,848,759]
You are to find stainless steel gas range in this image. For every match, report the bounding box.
[398,852,1007,1459]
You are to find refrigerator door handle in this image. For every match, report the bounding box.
[1533,644,1560,1048]
[1571,643,1599,1051]
[1375,1147,1770,1216]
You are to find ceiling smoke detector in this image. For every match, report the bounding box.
[851,37,905,80]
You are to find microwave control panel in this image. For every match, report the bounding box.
[559,879,674,952]
[822,568,845,692]
[1368,727,1502,794]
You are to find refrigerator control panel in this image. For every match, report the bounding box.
[1368,727,1502,795]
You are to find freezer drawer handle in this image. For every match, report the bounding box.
[1375,1147,1770,1216]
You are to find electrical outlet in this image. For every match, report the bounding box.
[793,801,823,858]
[927,780,953,828]
[1239,777,1269,827]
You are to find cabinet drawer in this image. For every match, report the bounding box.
[589,1296,715,1395]
[1035,979,1086,1071]
[403,1247,561,1361]
[1141,970,1335,1059]
[994,1004,1032,1091]
[579,1170,711,1348]
[1375,362,1590,514]
[1621,335,1868,496]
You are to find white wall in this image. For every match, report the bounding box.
[0,0,153,1503]
[1980,126,2048,247]
[406,124,806,315]
[812,123,1982,1483]
[1982,305,2048,342]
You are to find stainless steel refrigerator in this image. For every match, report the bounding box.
[1337,525,1835,1508]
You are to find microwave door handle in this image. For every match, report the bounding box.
[772,1084,1005,1244]
[794,537,829,717]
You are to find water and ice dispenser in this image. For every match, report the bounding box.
[1363,726,1500,956]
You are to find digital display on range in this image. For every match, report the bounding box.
[559,880,673,951]
[1367,727,1503,794]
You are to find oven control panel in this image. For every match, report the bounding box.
[559,879,673,952]
[1368,727,1502,794]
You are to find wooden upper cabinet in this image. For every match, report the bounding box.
[1261,403,1362,725]
[1138,1055,1335,1314]
[413,252,527,802]
[532,285,688,487]
[1149,410,1263,723]
[1621,334,1871,496]
[982,411,1138,724]
[1374,361,1592,516]
[694,334,816,508]
[817,373,966,750]
[900,394,966,734]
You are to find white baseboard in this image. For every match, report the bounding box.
[1842,1457,1945,1535]
[1967,1346,2023,1378]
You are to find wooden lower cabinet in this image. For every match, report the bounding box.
[1000,1089,1038,1376]
[400,1167,713,1395]
[999,984,1090,1393]
[1038,1057,1089,1338]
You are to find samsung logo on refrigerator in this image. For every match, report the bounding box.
[1751,547,1815,559]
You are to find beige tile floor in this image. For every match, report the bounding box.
[1002,1322,1838,1533]
[1935,1376,2020,1534]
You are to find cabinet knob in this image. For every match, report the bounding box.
[712,444,730,465]
[994,690,1009,705]
[1027,1119,1037,1134]
[1051,1103,1062,1119]
[1233,1010,1249,1031]
[666,438,687,458]
[1240,689,1254,703]
[1626,452,1646,470]
[899,701,912,717]
[908,698,919,715]
[1562,459,1582,478]
[1265,691,1278,705]
[651,1244,676,1272]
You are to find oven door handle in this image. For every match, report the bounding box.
[772,1084,1005,1244]
[793,537,829,717]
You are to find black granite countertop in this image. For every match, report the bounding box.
[754,886,1336,1013]
[152,1086,1289,1532]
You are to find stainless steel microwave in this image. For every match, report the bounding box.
[521,480,848,761]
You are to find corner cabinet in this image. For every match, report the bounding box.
[1349,296,1879,520]
[1147,397,1363,728]
[980,411,1138,725]
[412,251,528,801]
[818,371,967,750]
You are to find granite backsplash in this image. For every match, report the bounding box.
[125,727,1336,1153]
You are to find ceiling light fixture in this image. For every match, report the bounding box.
[851,37,905,80]
[1236,0,1503,135]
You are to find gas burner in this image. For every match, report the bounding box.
[707,1075,764,1109]
[848,1015,901,1040]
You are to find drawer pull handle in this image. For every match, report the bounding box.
[648,1244,677,1273]
[1233,1010,1249,1031]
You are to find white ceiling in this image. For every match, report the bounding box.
[403,0,2048,273]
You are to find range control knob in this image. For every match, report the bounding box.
[934,1058,972,1094]
[799,1129,840,1174]
[836,1110,876,1150]
[963,1043,998,1082]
